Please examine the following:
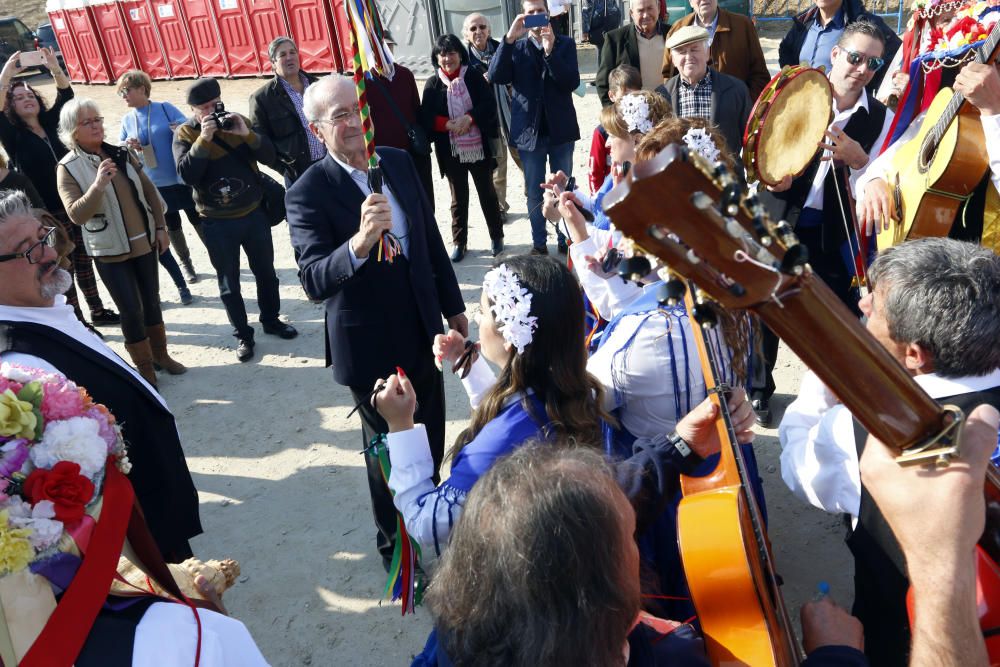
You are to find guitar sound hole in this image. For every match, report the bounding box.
[918,132,938,173]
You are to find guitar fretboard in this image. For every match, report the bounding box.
[928,19,1000,144]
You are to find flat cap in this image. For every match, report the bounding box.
[186,78,221,105]
[665,25,710,50]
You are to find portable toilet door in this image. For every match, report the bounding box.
[244,0,290,72]
[177,0,230,76]
[46,0,89,82]
[210,0,262,75]
[282,0,342,73]
[121,0,172,79]
[146,0,199,77]
[62,0,113,82]
[89,0,139,80]
[326,0,355,73]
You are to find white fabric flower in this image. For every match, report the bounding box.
[683,128,722,164]
[6,498,64,551]
[0,363,35,384]
[619,94,654,134]
[482,265,539,354]
[30,417,108,479]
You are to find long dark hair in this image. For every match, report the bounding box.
[450,255,613,460]
[426,443,641,666]
[3,82,49,129]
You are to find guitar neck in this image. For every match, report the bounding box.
[936,21,1000,132]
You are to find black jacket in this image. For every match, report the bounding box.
[595,21,671,106]
[778,0,900,94]
[249,71,319,181]
[655,69,751,161]
[420,67,498,175]
[285,148,465,388]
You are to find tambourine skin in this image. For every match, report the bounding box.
[743,65,834,187]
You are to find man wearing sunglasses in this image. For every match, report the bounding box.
[754,20,894,424]
[0,188,202,563]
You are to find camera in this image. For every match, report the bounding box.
[206,101,234,131]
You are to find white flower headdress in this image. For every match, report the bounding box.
[619,94,654,135]
[682,128,722,164]
[482,264,538,354]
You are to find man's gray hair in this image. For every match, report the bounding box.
[57,98,103,152]
[267,36,296,62]
[868,238,1000,378]
[302,74,355,123]
[0,189,34,230]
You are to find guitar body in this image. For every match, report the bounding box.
[678,486,799,667]
[883,88,988,248]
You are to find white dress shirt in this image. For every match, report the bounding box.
[779,367,1000,524]
[329,153,410,269]
[803,88,895,211]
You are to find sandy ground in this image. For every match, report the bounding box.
[17,30,855,665]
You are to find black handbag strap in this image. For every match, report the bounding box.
[210,135,258,173]
[367,74,417,133]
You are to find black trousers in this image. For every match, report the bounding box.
[348,351,445,564]
[93,251,162,343]
[443,155,504,247]
[201,208,282,340]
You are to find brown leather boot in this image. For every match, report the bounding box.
[147,323,187,375]
[124,339,158,387]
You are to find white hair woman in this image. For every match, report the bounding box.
[55,97,185,386]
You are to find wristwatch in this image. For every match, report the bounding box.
[667,431,705,474]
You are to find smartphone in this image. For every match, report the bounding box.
[564,177,595,222]
[523,13,550,29]
[17,51,46,68]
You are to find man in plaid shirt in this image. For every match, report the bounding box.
[655,25,751,161]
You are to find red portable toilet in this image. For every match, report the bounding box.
[177,0,229,76]
[245,0,290,70]
[46,0,89,82]
[145,0,199,78]
[121,0,171,79]
[62,0,113,83]
[326,0,354,72]
[89,0,138,80]
[283,0,341,73]
[210,0,261,75]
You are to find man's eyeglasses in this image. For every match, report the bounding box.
[118,87,133,98]
[0,227,57,265]
[469,24,488,31]
[843,50,885,72]
[314,109,358,126]
[77,116,105,129]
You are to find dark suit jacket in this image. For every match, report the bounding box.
[661,10,772,102]
[249,71,319,181]
[488,34,581,152]
[656,69,751,160]
[595,21,671,106]
[420,66,498,175]
[778,0,900,94]
[285,148,464,388]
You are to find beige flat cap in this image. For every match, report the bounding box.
[665,25,710,50]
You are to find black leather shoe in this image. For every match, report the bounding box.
[91,308,121,325]
[262,321,298,339]
[491,239,504,257]
[451,245,466,263]
[236,338,255,362]
[530,245,548,255]
[752,397,771,427]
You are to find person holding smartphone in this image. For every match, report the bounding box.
[488,0,580,256]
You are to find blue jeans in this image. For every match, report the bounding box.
[520,138,574,249]
[201,207,282,340]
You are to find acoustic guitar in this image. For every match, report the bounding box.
[881,21,1000,248]
[603,144,1000,665]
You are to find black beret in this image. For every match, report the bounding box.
[186,78,221,105]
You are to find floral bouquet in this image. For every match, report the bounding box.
[0,362,131,578]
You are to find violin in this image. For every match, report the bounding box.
[603,144,1000,664]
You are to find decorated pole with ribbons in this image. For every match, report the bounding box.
[344,0,402,262]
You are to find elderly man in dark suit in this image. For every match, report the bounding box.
[285,74,466,567]
[594,0,670,106]
[656,25,751,161]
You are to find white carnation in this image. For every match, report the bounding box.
[30,417,108,479]
[0,363,35,384]
[6,499,64,551]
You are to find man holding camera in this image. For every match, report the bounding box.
[174,78,297,363]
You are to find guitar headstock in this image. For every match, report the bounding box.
[603,144,812,311]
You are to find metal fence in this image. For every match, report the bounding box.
[750,0,907,32]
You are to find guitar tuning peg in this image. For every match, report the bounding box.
[780,244,810,275]
[720,182,743,217]
[657,279,686,306]
[774,220,799,247]
[617,255,652,282]
[712,163,729,181]
[752,214,772,246]
[692,301,718,328]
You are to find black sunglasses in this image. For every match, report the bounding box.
[844,50,884,72]
[0,227,57,265]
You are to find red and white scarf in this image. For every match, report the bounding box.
[438,66,485,164]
